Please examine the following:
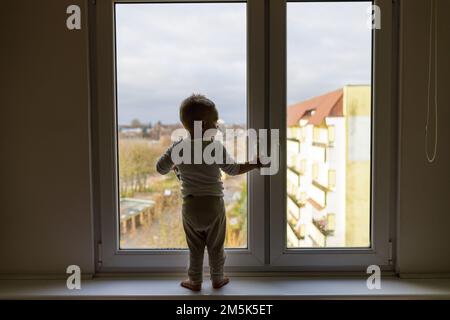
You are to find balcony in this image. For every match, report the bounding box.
[312,213,336,237]
[287,196,301,220]
[287,219,305,241]
[312,126,335,148]
[309,184,327,208]
[312,162,336,191]
[308,221,326,247]
[287,139,301,155]
[287,126,305,142]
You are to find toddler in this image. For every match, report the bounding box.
[156,94,262,291]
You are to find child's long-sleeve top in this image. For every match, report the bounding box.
[156,138,240,197]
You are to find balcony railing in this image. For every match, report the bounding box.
[312,213,336,237]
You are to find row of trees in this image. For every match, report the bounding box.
[118,137,170,197]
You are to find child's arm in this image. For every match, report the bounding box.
[156,144,175,175]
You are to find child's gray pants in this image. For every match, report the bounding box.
[182,195,226,283]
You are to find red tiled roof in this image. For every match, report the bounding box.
[287,88,343,126]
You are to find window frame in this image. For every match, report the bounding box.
[94,0,266,272]
[269,0,396,270]
[93,0,397,273]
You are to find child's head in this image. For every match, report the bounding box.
[180,94,219,137]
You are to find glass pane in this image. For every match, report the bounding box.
[286,2,372,248]
[115,3,247,249]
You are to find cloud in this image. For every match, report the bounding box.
[116,3,246,125]
[115,2,372,125]
[287,2,372,105]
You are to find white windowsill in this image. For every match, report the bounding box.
[1,276,450,299]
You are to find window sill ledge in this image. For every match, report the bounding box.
[1,276,450,299]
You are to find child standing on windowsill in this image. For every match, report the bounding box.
[156,94,263,291]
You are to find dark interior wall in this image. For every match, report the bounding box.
[0,0,94,275]
[0,0,449,277]
[397,0,450,275]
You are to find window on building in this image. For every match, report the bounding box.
[311,162,319,181]
[328,125,335,145]
[328,169,336,189]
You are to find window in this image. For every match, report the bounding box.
[328,125,335,145]
[115,3,248,250]
[328,169,336,189]
[286,1,372,248]
[96,0,265,271]
[312,162,319,181]
[95,0,395,272]
[269,0,394,269]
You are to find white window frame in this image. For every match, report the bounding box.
[93,0,397,273]
[269,0,396,271]
[94,0,266,272]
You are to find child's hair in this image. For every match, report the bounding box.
[179,94,218,134]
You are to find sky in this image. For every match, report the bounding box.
[115,2,372,126]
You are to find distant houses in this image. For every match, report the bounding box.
[118,121,247,144]
[118,122,183,140]
[286,85,371,248]
[119,127,145,137]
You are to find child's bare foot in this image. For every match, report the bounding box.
[212,277,230,289]
[180,279,202,291]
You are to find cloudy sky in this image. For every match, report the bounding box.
[115,2,372,126]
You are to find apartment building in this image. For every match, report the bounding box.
[286,85,371,248]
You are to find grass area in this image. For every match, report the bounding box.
[225,181,247,248]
